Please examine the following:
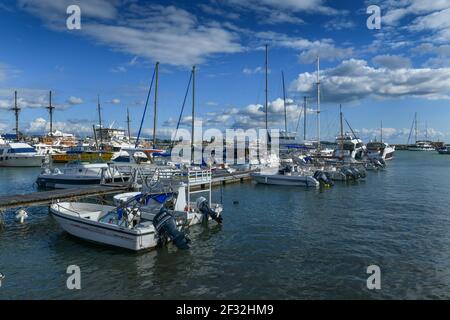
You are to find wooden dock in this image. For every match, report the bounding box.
[0,170,255,210]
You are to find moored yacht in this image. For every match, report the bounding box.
[0,140,45,167]
[366,140,395,160]
[333,134,366,161]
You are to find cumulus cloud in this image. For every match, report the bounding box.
[111,98,121,105]
[24,117,94,136]
[290,59,450,102]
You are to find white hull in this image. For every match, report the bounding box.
[0,155,45,167]
[251,173,319,187]
[50,203,158,251]
[407,147,435,151]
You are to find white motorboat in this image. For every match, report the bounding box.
[50,170,223,251]
[36,162,130,189]
[0,141,45,167]
[366,141,395,160]
[333,134,366,161]
[251,165,320,187]
[437,144,450,154]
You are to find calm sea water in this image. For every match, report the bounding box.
[1,151,450,299]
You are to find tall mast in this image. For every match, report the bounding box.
[303,96,307,141]
[265,44,269,141]
[153,61,159,147]
[281,71,287,133]
[316,56,321,151]
[414,112,418,142]
[380,120,383,143]
[11,90,20,140]
[191,65,196,163]
[97,95,103,150]
[339,104,344,153]
[425,121,428,140]
[126,108,131,141]
[47,91,55,136]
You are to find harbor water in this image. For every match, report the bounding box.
[1,151,450,299]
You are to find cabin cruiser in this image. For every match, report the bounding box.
[407,141,435,151]
[333,134,366,161]
[0,141,45,167]
[366,140,395,160]
[50,170,223,251]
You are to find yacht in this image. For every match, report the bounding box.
[407,141,435,151]
[0,140,45,167]
[366,140,395,160]
[333,134,366,161]
[251,164,321,187]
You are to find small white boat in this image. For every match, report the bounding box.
[0,141,45,167]
[251,166,320,187]
[366,141,395,160]
[50,170,223,251]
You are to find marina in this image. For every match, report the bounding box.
[2,0,450,304]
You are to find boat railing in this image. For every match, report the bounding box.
[187,169,212,207]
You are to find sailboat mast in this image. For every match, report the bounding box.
[425,121,428,140]
[304,96,307,141]
[127,108,131,141]
[191,65,196,163]
[265,44,269,140]
[339,104,344,153]
[380,120,383,143]
[12,90,20,140]
[282,71,287,133]
[316,56,321,151]
[414,112,418,142]
[97,95,103,150]
[153,62,159,147]
[47,90,55,136]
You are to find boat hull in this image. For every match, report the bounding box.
[251,173,319,187]
[50,206,158,251]
[0,155,45,167]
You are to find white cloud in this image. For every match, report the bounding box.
[24,117,94,135]
[67,96,83,105]
[372,55,412,69]
[111,98,120,105]
[290,58,450,102]
[19,2,243,67]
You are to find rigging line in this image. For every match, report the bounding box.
[135,65,157,147]
[172,71,193,148]
[295,100,303,133]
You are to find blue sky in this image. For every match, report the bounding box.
[1,0,450,143]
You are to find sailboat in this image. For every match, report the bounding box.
[407,113,435,151]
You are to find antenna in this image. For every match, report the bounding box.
[11,91,20,141]
[47,91,55,136]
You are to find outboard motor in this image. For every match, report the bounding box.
[196,197,223,224]
[313,170,334,187]
[153,208,190,250]
[341,167,357,180]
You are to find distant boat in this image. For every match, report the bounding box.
[436,144,450,154]
[0,140,45,167]
[251,165,320,187]
[407,140,435,151]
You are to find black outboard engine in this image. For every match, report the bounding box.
[153,208,190,250]
[342,167,357,180]
[196,197,223,224]
[313,170,334,187]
